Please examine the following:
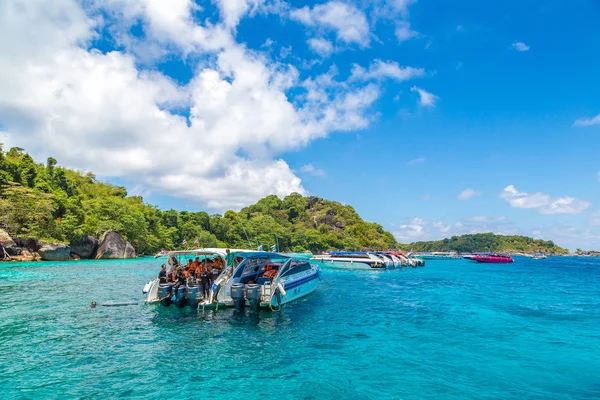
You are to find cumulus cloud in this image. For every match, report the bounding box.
[511,41,530,52]
[395,21,419,42]
[499,185,590,215]
[573,114,600,127]
[410,86,438,107]
[307,37,334,56]
[290,1,370,47]
[351,60,425,82]
[539,197,591,215]
[499,185,550,209]
[0,0,383,210]
[407,157,425,166]
[458,188,481,200]
[300,164,326,176]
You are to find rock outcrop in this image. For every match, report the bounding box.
[38,243,72,261]
[14,237,41,253]
[0,229,17,258]
[95,231,136,259]
[70,236,99,259]
[11,250,42,262]
[0,229,16,248]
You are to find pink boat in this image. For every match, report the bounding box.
[472,254,513,263]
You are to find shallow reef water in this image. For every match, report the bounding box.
[1,256,599,399]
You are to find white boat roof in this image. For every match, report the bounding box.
[166,248,253,258]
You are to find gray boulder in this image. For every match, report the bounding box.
[0,229,16,248]
[14,237,40,252]
[95,231,136,259]
[38,243,72,261]
[0,229,20,257]
[70,236,98,259]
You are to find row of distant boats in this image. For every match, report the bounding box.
[144,248,545,312]
[412,251,548,263]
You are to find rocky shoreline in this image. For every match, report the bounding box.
[0,229,136,262]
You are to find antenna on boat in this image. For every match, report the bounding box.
[235,215,253,247]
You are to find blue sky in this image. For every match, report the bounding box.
[0,0,599,249]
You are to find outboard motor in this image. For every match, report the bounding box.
[158,283,172,307]
[231,283,246,311]
[175,285,186,308]
[245,284,261,312]
[186,284,199,308]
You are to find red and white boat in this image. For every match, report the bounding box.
[472,254,513,263]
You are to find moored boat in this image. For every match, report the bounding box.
[414,251,460,260]
[145,249,320,311]
[472,254,513,263]
[311,252,388,269]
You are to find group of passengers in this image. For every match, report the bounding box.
[158,256,223,298]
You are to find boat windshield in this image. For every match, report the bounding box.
[232,253,289,284]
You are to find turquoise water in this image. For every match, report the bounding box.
[1,257,599,399]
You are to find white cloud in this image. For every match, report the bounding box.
[395,21,419,42]
[290,1,370,47]
[351,60,425,82]
[573,114,600,127]
[394,217,427,242]
[464,216,506,222]
[511,41,530,52]
[407,157,425,166]
[410,86,438,107]
[499,185,550,209]
[458,188,481,200]
[539,197,591,215]
[372,0,416,20]
[307,37,334,56]
[499,185,590,215]
[300,164,326,176]
[0,0,382,210]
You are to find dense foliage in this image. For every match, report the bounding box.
[400,233,568,254]
[0,146,398,254]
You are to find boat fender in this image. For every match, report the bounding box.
[317,269,323,281]
[277,282,286,297]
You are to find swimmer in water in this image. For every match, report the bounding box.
[90,301,97,309]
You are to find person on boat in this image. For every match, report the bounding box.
[225,249,235,272]
[186,258,194,271]
[170,266,179,284]
[200,265,211,299]
[158,264,167,284]
[172,267,185,293]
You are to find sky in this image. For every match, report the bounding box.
[0,0,599,250]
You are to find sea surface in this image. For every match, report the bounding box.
[1,256,599,399]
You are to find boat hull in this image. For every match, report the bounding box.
[474,256,513,263]
[269,272,320,307]
[311,258,386,270]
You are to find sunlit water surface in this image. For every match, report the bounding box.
[1,257,599,399]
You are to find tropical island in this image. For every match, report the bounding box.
[400,233,569,255]
[0,145,573,261]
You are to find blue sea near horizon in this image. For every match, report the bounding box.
[1,257,599,399]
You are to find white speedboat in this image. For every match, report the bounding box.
[145,249,320,311]
[311,252,388,270]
